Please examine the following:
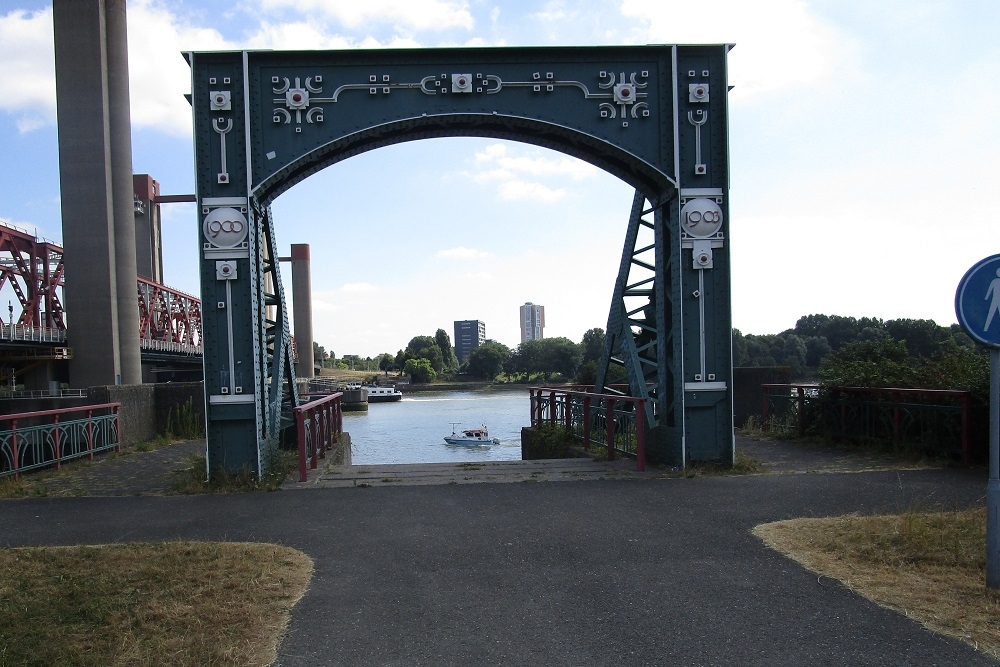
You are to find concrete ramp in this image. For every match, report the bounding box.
[288,458,648,489]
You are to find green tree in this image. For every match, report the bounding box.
[819,338,918,388]
[405,335,444,372]
[403,357,437,384]
[467,342,511,380]
[580,328,605,364]
[313,342,327,366]
[732,329,749,367]
[804,336,831,368]
[378,353,395,372]
[540,337,582,378]
[885,318,952,358]
[435,328,459,370]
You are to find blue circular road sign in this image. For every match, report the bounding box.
[956,254,1000,348]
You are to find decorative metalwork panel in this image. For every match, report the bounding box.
[189,45,733,476]
[0,407,120,478]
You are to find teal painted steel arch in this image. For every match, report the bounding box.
[253,112,675,206]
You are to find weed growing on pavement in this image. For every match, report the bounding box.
[171,450,296,494]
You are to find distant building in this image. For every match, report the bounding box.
[454,320,486,364]
[520,302,545,342]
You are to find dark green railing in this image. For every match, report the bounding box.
[0,403,121,479]
[761,384,975,463]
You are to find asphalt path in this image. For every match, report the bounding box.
[1,466,993,666]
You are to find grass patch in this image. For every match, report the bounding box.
[523,425,573,459]
[662,451,766,478]
[171,450,297,494]
[741,413,801,440]
[0,541,312,667]
[165,397,205,440]
[755,508,1000,659]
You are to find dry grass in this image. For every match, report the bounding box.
[0,541,313,667]
[755,508,1000,658]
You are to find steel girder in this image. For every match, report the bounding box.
[189,45,734,477]
[0,221,66,331]
[136,277,203,352]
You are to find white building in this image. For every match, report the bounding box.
[520,302,545,343]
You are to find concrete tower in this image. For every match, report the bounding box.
[53,0,141,387]
[520,302,545,343]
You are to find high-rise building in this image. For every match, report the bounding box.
[520,302,545,342]
[454,320,486,364]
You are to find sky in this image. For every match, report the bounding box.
[0,0,998,359]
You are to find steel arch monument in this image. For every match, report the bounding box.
[188,45,734,476]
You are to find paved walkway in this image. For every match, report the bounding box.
[7,439,204,497]
[1,435,993,666]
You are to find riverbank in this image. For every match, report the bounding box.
[400,382,531,393]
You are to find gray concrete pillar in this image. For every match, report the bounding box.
[290,244,314,379]
[104,0,141,384]
[53,0,140,387]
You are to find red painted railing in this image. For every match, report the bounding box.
[0,403,121,479]
[293,392,343,482]
[529,386,647,471]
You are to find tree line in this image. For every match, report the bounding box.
[314,313,988,399]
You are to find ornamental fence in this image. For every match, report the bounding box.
[293,392,343,481]
[529,386,647,471]
[0,403,121,479]
[760,384,981,464]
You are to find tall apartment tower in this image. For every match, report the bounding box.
[454,320,486,364]
[520,302,545,342]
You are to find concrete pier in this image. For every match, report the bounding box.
[53,0,140,387]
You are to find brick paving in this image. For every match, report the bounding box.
[11,439,205,497]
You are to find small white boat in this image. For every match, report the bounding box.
[365,385,402,403]
[444,423,500,445]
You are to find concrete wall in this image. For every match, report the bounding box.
[86,382,204,446]
[0,382,204,448]
[87,384,156,446]
[153,382,205,434]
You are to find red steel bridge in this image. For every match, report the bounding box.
[0,219,201,385]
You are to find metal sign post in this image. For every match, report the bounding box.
[955,253,1000,588]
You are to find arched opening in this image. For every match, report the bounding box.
[269,137,637,464]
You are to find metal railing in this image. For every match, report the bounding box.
[0,389,86,399]
[761,384,974,463]
[293,392,343,482]
[0,403,121,479]
[0,323,67,344]
[139,338,202,356]
[529,386,647,471]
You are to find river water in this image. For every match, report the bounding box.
[343,388,529,465]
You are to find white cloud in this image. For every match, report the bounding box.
[497,180,566,202]
[257,0,474,31]
[474,143,597,180]
[437,247,491,259]
[620,0,846,100]
[0,2,233,137]
[460,271,493,281]
[0,8,55,133]
[126,1,233,136]
[463,143,596,202]
[340,282,379,293]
